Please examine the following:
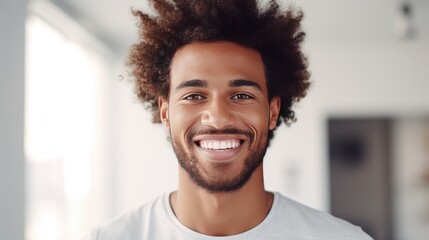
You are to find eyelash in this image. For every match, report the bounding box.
[183,94,205,100]
[182,93,254,101]
[231,93,253,100]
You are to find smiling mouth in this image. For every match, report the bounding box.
[197,139,243,150]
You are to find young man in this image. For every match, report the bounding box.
[87,0,372,239]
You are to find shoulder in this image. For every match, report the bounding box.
[87,194,167,240]
[271,192,373,240]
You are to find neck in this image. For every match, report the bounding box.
[170,165,273,236]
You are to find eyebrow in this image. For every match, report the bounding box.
[175,79,262,91]
[175,79,208,91]
[229,79,261,91]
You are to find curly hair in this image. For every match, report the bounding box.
[127,0,310,140]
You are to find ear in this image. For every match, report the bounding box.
[268,96,281,130]
[158,96,169,129]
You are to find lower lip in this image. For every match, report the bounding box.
[195,143,243,162]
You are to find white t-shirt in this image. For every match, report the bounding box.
[86,192,373,240]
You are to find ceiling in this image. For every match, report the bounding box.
[46,0,429,55]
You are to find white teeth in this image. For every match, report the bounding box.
[199,140,241,150]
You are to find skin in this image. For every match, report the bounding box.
[158,41,281,236]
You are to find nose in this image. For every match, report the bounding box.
[201,97,236,129]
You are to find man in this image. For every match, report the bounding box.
[87,0,373,239]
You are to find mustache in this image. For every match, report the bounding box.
[187,128,254,142]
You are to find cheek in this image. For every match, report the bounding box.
[168,106,199,138]
[239,103,269,123]
[235,106,270,134]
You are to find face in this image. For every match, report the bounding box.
[159,41,280,193]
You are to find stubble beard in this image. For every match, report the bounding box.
[170,128,269,193]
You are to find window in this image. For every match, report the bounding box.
[25,10,114,240]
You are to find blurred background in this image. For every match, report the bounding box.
[1,0,428,239]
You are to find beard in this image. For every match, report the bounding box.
[170,128,269,193]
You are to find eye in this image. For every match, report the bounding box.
[231,93,253,100]
[183,94,205,100]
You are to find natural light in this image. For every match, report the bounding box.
[25,15,103,240]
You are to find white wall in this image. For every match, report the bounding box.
[392,118,429,240]
[311,41,429,114]
[0,0,26,239]
[113,74,178,213]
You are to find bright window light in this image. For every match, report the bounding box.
[25,14,104,240]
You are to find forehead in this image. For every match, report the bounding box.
[169,41,267,90]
